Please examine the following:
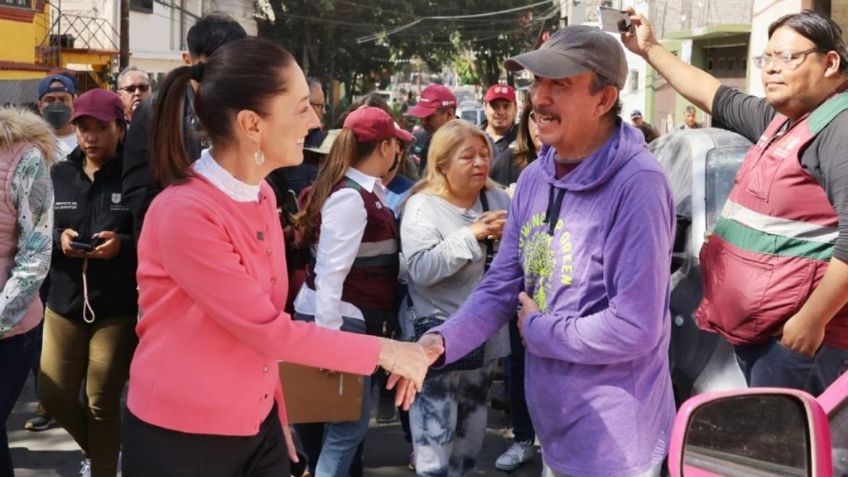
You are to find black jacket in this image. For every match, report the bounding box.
[122,86,206,238]
[50,147,138,321]
[490,147,521,186]
[490,145,537,187]
[481,121,518,156]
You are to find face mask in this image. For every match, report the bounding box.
[42,103,72,129]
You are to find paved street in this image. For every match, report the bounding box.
[8,375,542,477]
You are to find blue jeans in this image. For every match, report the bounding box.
[293,314,370,477]
[735,337,848,396]
[28,322,43,389]
[1,326,41,477]
[505,317,535,444]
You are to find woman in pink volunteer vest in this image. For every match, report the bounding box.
[0,107,54,477]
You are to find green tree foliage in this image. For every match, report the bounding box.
[453,55,480,86]
[256,1,558,94]
[257,1,456,98]
[448,0,558,88]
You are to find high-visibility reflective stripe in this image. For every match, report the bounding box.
[714,216,833,261]
[721,200,838,243]
[356,239,398,258]
[809,93,848,134]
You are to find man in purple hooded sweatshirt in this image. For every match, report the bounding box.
[416,26,677,477]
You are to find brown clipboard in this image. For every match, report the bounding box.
[278,362,364,424]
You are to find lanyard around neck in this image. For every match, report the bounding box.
[479,191,495,271]
[545,185,566,236]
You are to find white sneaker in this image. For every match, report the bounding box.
[495,440,536,471]
[79,458,91,477]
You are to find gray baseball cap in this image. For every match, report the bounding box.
[504,25,628,89]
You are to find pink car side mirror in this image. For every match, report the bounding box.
[668,388,832,477]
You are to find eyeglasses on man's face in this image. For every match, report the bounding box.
[119,83,150,94]
[753,48,821,71]
[310,102,326,112]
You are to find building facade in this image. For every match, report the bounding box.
[61,0,256,78]
[0,0,257,105]
[560,0,848,131]
[0,0,52,104]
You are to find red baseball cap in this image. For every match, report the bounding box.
[484,84,516,103]
[406,84,457,118]
[344,106,413,143]
[71,89,125,123]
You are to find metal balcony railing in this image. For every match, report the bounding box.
[37,1,118,53]
[33,1,119,89]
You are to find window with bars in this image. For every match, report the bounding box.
[130,0,153,13]
[0,0,31,8]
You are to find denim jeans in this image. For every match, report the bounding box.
[292,313,370,477]
[505,317,535,444]
[27,322,43,395]
[1,326,41,477]
[735,337,848,396]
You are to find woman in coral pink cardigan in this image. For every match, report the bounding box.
[121,38,435,477]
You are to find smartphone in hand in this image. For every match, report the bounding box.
[598,6,632,33]
[70,241,94,251]
[69,235,102,252]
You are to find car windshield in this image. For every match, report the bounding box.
[455,91,476,103]
[460,109,482,125]
[705,146,747,231]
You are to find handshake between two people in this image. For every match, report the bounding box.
[378,291,543,410]
[377,334,446,410]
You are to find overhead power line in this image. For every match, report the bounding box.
[273,12,385,30]
[382,3,560,41]
[355,0,555,44]
[333,0,417,18]
[428,0,553,19]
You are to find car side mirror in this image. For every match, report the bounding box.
[668,390,832,477]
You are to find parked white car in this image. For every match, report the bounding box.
[457,100,485,126]
[651,127,751,404]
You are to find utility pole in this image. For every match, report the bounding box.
[120,0,130,69]
[302,0,310,71]
[179,0,186,51]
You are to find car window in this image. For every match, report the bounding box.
[460,109,482,125]
[456,91,476,104]
[831,399,848,476]
[705,146,746,231]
